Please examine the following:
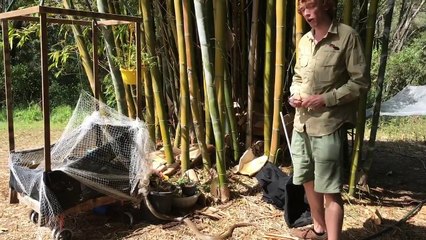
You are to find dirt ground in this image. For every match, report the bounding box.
[0,128,426,240]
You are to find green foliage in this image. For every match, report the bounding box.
[0,21,89,109]
[0,108,6,122]
[368,32,426,106]
[0,104,72,124]
[102,74,117,108]
[9,23,39,49]
[114,43,137,69]
[49,44,76,77]
[366,116,426,142]
[14,103,43,122]
[51,105,73,123]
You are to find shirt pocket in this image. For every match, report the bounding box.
[320,49,343,67]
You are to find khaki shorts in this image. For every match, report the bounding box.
[290,128,344,193]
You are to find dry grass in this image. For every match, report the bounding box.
[1,126,426,240]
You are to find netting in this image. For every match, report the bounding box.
[9,91,154,236]
[366,85,426,117]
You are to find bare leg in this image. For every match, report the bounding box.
[303,181,326,233]
[324,193,344,240]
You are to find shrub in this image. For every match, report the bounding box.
[51,105,72,124]
[14,103,43,122]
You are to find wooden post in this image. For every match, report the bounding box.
[2,20,14,152]
[2,19,18,204]
[40,12,51,172]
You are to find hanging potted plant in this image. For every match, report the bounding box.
[118,43,137,85]
[115,25,137,85]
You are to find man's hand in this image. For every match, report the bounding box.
[289,96,303,108]
[301,95,325,109]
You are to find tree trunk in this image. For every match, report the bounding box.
[392,0,425,52]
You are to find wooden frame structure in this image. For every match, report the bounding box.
[1,5,143,209]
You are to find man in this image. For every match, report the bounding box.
[288,0,370,239]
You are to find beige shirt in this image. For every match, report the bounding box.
[290,22,370,136]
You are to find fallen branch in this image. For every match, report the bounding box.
[361,199,426,240]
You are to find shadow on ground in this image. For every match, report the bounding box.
[341,140,426,240]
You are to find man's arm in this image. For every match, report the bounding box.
[321,32,370,107]
[289,44,304,108]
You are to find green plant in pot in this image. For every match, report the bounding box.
[148,172,176,214]
[117,43,137,85]
[172,175,200,210]
[176,174,197,197]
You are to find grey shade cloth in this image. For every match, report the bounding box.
[366,85,426,117]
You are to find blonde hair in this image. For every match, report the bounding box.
[297,0,336,19]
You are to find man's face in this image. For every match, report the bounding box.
[299,1,329,28]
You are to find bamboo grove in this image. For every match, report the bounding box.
[4,0,407,201]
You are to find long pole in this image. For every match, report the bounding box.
[280,112,293,162]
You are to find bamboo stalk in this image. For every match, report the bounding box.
[295,0,304,60]
[141,0,174,164]
[194,0,229,202]
[183,0,211,169]
[224,71,240,162]
[240,0,248,106]
[269,0,287,163]
[214,0,226,133]
[231,0,240,104]
[245,0,260,148]
[62,0,96,95]
[174,0,190,172]
[139,20,155,141]
[96,0,128,115]
[360,0,396,190]
[263,0,274,156]
[204,78,213,145]
[349,0,380,196]
[343,0,353,26]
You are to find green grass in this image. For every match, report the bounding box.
[0,105,71,131]
[365,116,426,142]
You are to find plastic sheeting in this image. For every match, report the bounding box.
[366,85,426,117]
